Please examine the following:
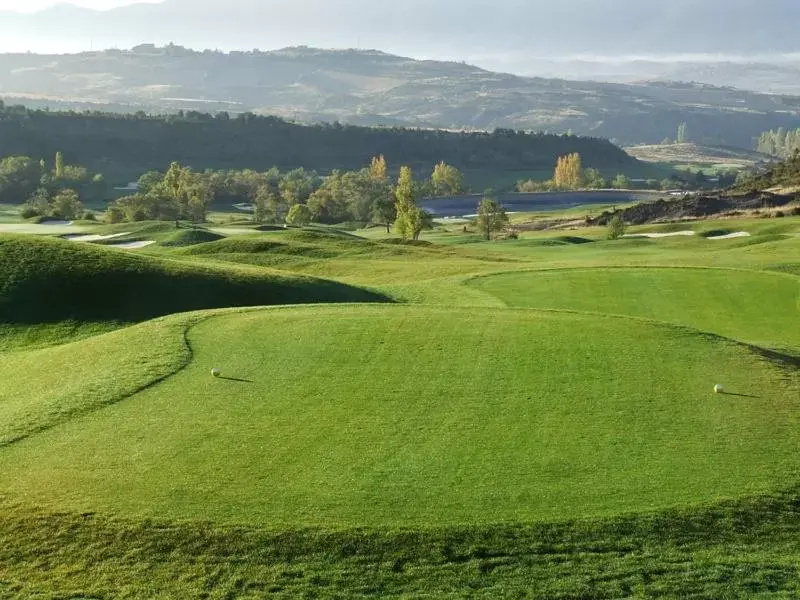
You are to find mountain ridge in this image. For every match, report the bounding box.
[2,45,800,147]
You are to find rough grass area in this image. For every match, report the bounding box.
[158,228,225,246]
[0,235,389,323]
[2,487,800,599]
[0,306,797,528]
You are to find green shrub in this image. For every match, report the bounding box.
[607,215,627,240]
[20,206,39,219]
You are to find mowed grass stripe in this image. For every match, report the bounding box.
[0,305,797,527]
[469,267,800,352]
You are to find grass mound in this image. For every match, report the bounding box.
[158,228,225,247]
[0,235,389,323]
[0,305,797,527]
[729,233,791,247]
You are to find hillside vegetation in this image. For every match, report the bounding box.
[0,102,635,184]
[626,142,773,170]
[739,151,800,191]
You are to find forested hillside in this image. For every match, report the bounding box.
[0,102,636,183]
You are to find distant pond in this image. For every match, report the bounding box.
[421,191,663,218]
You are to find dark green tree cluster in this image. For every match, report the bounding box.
[0,152,105,219]
[0,101,637,183]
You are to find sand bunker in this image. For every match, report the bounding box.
[624,231,695,239]
[108,241,156,249]
[707,232,751,240]
[64,232,131,242]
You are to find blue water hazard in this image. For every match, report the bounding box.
[421,191,659,218]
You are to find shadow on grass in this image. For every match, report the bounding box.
[720,391,761,399]
[218,376,254,383]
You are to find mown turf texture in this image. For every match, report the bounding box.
[1,217,799,599]
[0,235,389,323]
[469,267,800,352]
[0,305,797,528]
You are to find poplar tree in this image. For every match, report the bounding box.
[55,151,65,179]
[394,166,421,240]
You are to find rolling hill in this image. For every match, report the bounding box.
[2,45,800,147]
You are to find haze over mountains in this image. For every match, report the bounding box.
[1,0,799,149]
[0,0,798,93]
[2,44,800,148]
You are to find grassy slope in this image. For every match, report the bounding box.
[1,216,800,598]
[0,315,197,446]
[0,234,388,324]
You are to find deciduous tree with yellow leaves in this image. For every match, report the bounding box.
[553,153,583,189]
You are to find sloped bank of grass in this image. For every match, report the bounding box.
[0,235,390,324]
[0,314,197,446]
[2,486,800,599]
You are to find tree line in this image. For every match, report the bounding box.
[516,153,635,192]
[106,157,468,228]
[0,100,636,185]
[516,152,738,192]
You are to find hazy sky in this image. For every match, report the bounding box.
[0,0,158,11]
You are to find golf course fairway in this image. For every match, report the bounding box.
[0,304,797,526]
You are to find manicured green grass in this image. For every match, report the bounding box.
[0,315,196,446]
[169,230,520,285]
[1,212,800,598]
[0,305,797,528]
[469,267,800,352]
